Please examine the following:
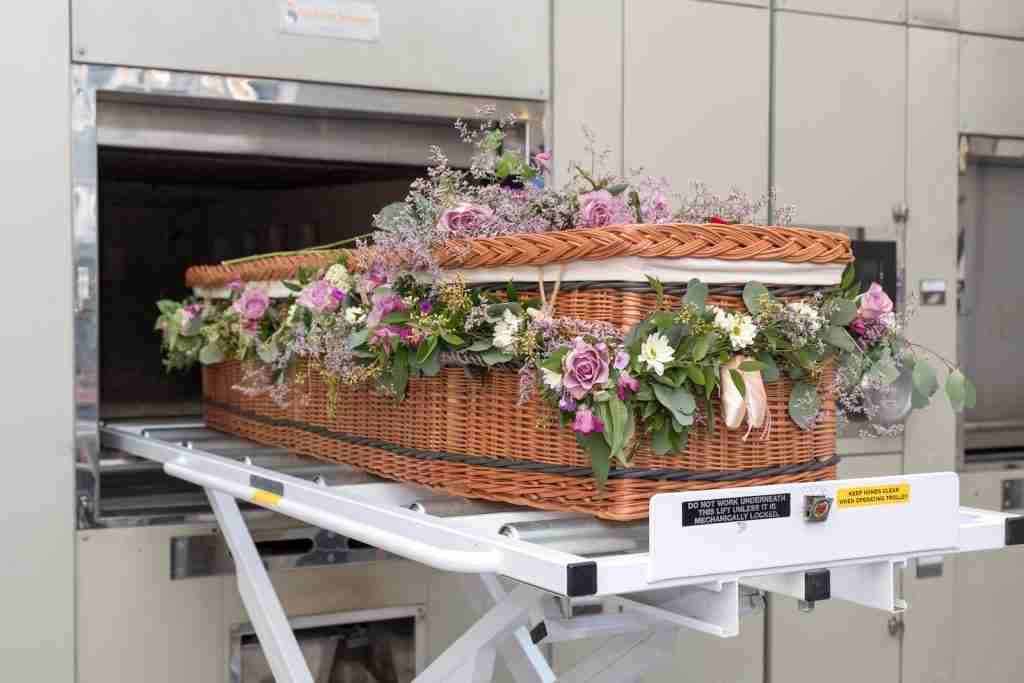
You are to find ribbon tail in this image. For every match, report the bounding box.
[720,357,748,430]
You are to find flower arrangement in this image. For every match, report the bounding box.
[157,255,973,487]
[158,113,974,488]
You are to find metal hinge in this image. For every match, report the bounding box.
[892,202,910,224]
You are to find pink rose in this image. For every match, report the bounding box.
[179,304,201,334]
[534,151,552,173]
[228,279,245,293]
[363,261,388,291]
[858,282,893,320]
[578,190,629,228]
[437,203,494,236]
[572,405,604,435]
[562,338,610,400]
[241,318,260,336]
[232,286,270,320]
[613,350,630,370]
[297,280,341,314]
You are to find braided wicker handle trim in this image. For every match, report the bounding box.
[185,223,853,288]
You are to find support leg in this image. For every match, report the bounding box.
[471,575,557,683]
[414,586,535,683]
[207,490,314,683]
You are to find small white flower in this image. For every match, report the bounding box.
[639,332,675,376]
[728,314,758,350]
[325,264,354,291]
[492,309,521,351]
[878,311,896,329]
[344,306,366,324]
[712,306,732,333]
[541,368,563,390]
[788,301,822,333]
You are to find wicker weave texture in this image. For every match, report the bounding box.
[203,360,836,520]
[185,223,853,288]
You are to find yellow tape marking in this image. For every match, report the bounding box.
[837,483,910,508]
[251,490,283,507]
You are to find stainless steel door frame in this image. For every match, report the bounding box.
[72,65,546,528]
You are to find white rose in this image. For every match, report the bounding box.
[492,309,521,351]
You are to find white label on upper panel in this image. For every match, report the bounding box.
[280,0,381,42]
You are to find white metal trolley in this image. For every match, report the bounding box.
[102,422,1023,683]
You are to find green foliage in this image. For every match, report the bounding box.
[682,278,709,311]
[742,282,770,315]
[788,382,821,430]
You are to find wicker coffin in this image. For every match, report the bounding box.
[188,223,852,520]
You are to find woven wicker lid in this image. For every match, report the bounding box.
[185,222,853,288]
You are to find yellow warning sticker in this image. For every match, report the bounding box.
[251,490,282,507]
[837,483,910,508]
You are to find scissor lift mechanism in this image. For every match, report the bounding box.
[102,423,1023,683]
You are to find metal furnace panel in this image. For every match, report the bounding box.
[72,0,549,100]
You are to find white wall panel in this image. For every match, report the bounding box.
[0,2,75,681]
[769,454,902,683]
[960,35,1024,136]
[72,0,549,99]
[776,0,906,23]
[774,13,906,232]
[697,0,769,9]
[961,1,1024,39]
[624,1,770,212]
[900,29,960,683]
[552,0,624,182]
[908,0,957,28]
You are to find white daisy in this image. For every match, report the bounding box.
[344,307,366,324]
[639,332,675,376]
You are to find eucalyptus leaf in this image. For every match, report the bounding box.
[964,376,977,410]
[825,326,858,353]
[541,347,569,372]
[282,281,304,293]
[382,310,410,324]
[693,333,713,362]
[828,299,858,327]
[742,282,770,315]
[686,365,706,386]
[157,300,181,316]
[650,422,676,456]
[682,278,709,311]
[606,182,630,196]
[912,360,939,399]
[945,369,968,412]
[667,324,688,348]
[374,201,406,227]
[199,344,224,366]
[738,360,767,372]
[576,432,611,489]
[728,368,746,398]
[416,335,439,364]
[440,331,465,346]
[756,352,780,382]
[624,320,654,349]
[415,344,441,377]
[468,339,492,352]
[481,349,514,366]
[788,382,821,430]
[868,356,901,385]
[256,343,279,364]
[348,328,370,349]
[653,384,696,426]
[911,386,931,409]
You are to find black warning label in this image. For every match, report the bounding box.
[682,493,791,527]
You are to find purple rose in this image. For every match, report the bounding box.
[617,372,640,400]
[297,280,341,314]
[578,190,629,228]
[233,286,270,320]
[534,151,552,173]
[419,299,434,315]
[367,292,408,328]
[437,202,494,236]
[228,279,245,293]
[613,350,630,370]
[858,282,893,321]
[572,405,604,435]
[562,338,611,400]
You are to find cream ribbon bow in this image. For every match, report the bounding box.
[720,355,771,441]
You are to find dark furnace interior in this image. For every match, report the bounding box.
[98,147,423,419]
